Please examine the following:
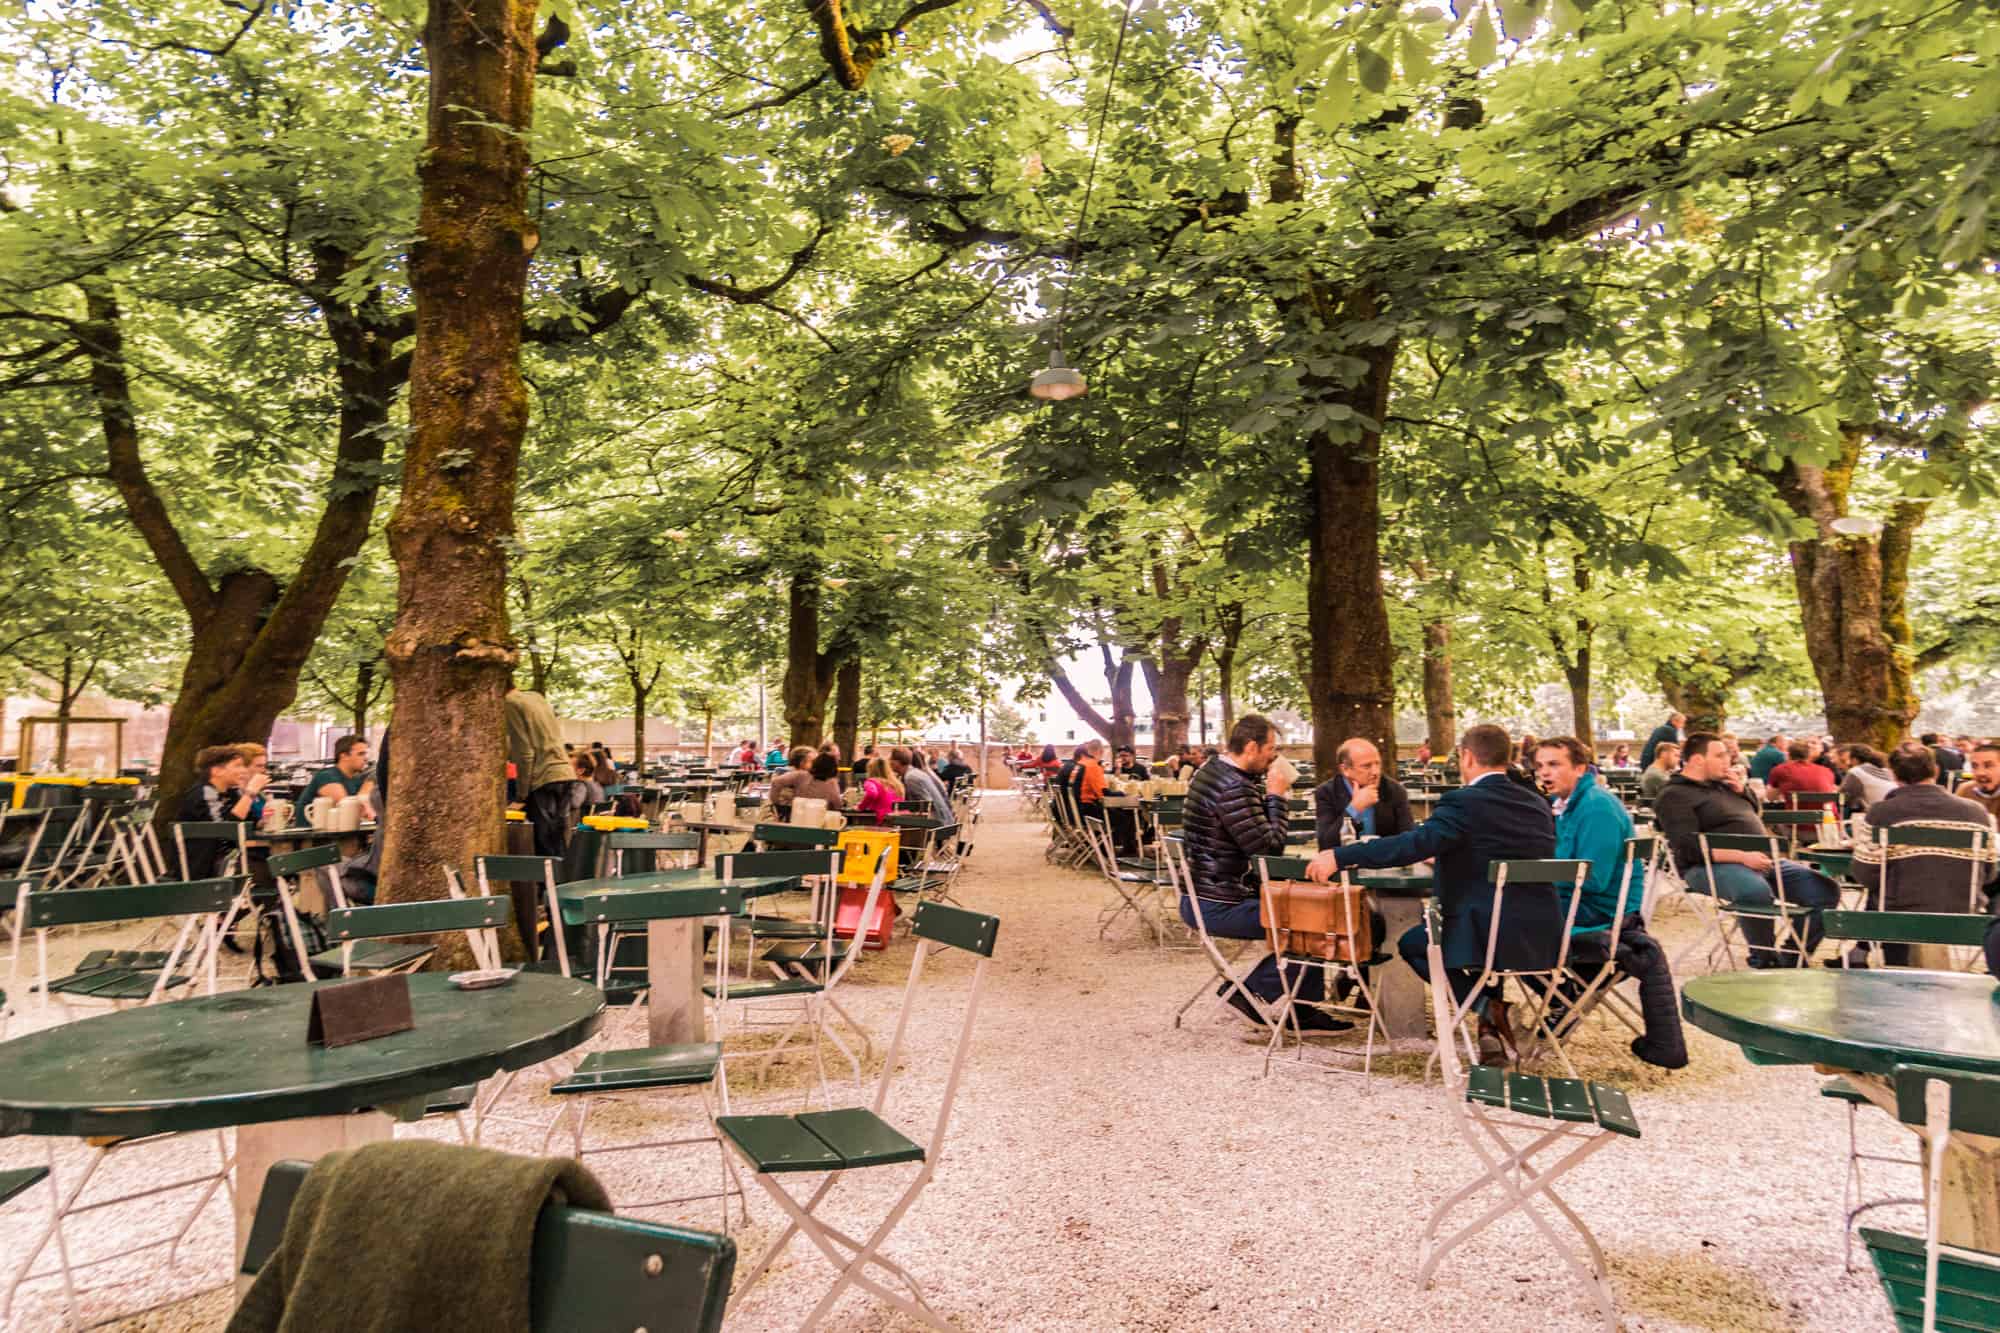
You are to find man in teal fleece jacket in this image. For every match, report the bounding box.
[1534,738,1640,928]
[1531,736,1688,1068]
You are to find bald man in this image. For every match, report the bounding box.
[1312,738,1415,849]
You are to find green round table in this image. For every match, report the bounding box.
[1683,968,2000,1249]
[0,972,603,1291]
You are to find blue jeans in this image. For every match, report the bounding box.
[1179,895,1322,1003]
[1686,859,1839,965]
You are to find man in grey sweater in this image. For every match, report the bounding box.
[1853,742,1998,934]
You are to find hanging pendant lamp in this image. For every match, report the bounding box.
[1028,0,1136,402]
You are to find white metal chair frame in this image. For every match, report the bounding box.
[1161,835,1271,1029]
[1432,861,1588,1079]
[1254,857,1384,1078]
[543,884,748,1232]
[1082,814,1161,942]
[7,877,230,1018]
[725,903,996,1332]
[1695,829,1813,969]
[1417,906,1625,1332]
[1526,839,1658,1062]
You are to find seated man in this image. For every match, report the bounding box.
[1306,724,1556,1061]
[298,734,374,825]
[1311,737,1412,849]
[1532,737,1687,1068]
[1638,742,1679,801]
[935,750,975,789]
[1854,742,1998,944]
[1111,746,1151,782]
[768,745,816,819]
[1955,741,2000,823]
[177,744,267,878]
[1653,733,1840,967]
[1766,738,1836,801]
[1179,715,1341,1029]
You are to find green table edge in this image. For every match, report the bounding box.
[1681,971,2000,1078]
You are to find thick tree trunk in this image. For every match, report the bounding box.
[1140,600,1204,761]
[1776,448,1927,749]
[1215,602,1242,738]
[1656,664,1730,734]
[832,657,860,764]
[780,568,836,747]
[1564,652,1592,746]
[630,683,649,768]
[1267,117,1396,770]
[83,280,396,830]
[1302,340,1397,769]
[1421,619,1456,752]
[379,0,541,940]
[1047,650,1137,750]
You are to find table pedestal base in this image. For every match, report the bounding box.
[233,1112,391,1298]
[647,919,705,1046]
[1839,1070,2000,1251]
[1372,896,1427,1040]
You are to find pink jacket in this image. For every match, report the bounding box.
[856,778,898,823]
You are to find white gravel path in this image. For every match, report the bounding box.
[0,793,1903,1331]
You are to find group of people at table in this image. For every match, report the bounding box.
[1171,713,1998,1068]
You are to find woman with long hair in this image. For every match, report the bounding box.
[854,755,904,824]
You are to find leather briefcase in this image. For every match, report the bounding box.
[1260,881,1375,964]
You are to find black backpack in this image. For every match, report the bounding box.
[251,899,328,985]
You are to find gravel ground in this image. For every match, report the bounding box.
[0,793,1903,1331]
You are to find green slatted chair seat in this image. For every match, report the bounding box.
[717,1108,924,1175]
[307,940,436,973]
[1463,1068,1641,1138]
[425,1085,478,1115]
[702,977,822,1001]
[1821,1077,1871,1105]
[1864,1227,2000,1332]
[888,876,933,894]
[47,967,191,999]
[760,939,857,967]
[551,1043,722,1095]
[1725,901,1820,918]
[0,1166,48,1207]
[745,918,822,939]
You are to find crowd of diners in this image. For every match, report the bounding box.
[1142,711,1997,1069]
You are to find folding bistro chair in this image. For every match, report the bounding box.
[238,1158,735,1333]
[1528,838,1658,1059]
[311,894,508,978]
[1431,860,1589,1078]
[1696,830,1818,969]
[719,902,999,1332]
[1876,821,1998,916]
[1083,815,1160,941]
[711,850,887,1096]
[477,853,570,976]
[1827,908,1991,973]
[1863,1065,2000,1333]
[8,877,237,1014]
[546,881,749,1230]
[1417,904,1638,1332]
[1254,855,1385,1077]
[1162,835,1270,1028]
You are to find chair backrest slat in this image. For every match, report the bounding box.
[24,877,238,929]
[716,849,841,880]
[1702,833,1777,854]
[269,843,342,877]
[1485,858,1590,885]
[325,895,511,940]
[752,823,838,849]
[477,854,560,882]
[1892,1063,2000,1139]
[1822,910,1991,949]
[605,832,699,852]
[1884,823,1992,851]
[1258,855,1314,880]
[911,901,999,957]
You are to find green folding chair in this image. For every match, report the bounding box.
[1864,1065,2000,1332]
[1697,831,1818,968]
[477,853,570,977]
[1255,854,1387,1077]
[719,902,999,1331]
[754,823,840,851]
[546,882,748,1230]
[1877,822,1998,916]
[9,878,237,1013]
[238,1158,735,1333]
[312,894,508,978]
[1418,905,1636,1332]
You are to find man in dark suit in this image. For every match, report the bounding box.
[1305,723,1556,1059]
[1311,737,1414,849]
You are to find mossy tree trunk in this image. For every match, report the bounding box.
[379,0,541,924]
[1775,439,1928,750]
[780,566,838,748]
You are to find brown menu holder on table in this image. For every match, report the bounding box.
[308,973,415,1048]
